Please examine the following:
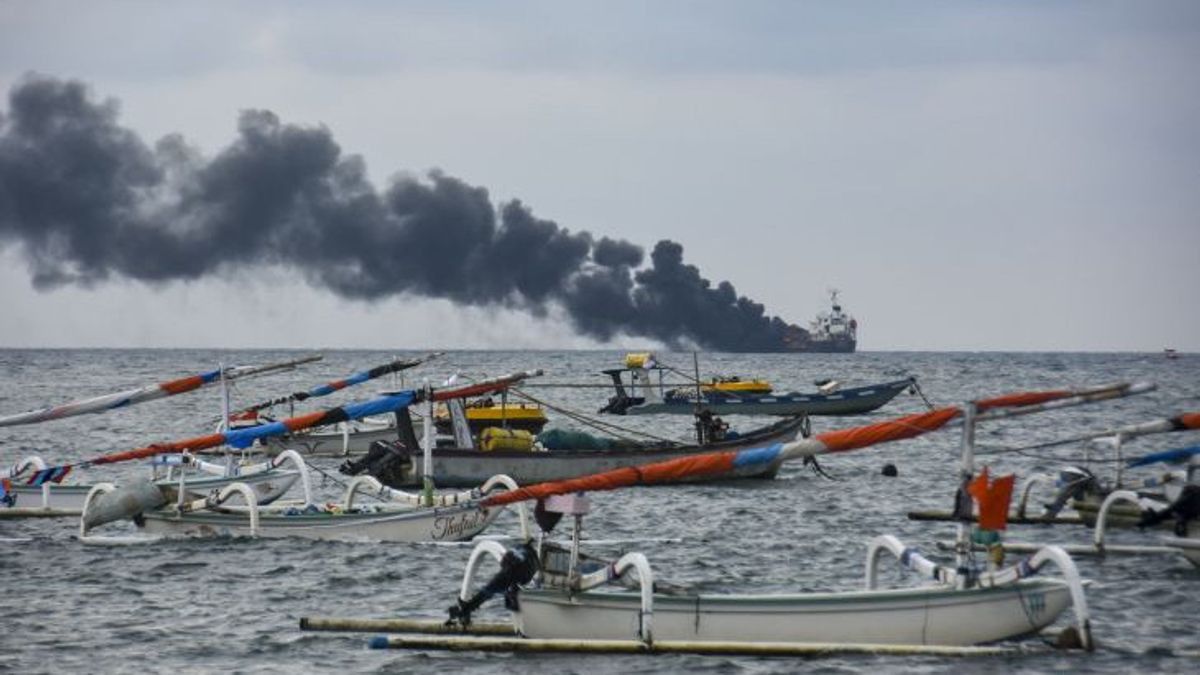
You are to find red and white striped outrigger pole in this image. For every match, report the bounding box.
[231,353,442,418]
[483,382,1158,507]
[0,354,323,428]
[13,370,542,485]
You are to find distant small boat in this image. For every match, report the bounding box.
[1165,348,1179,360]
[598,353,912,417]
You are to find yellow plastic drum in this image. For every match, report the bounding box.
[624,352,656,369]
[479,427,535,452]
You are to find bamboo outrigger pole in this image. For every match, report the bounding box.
[30,370,543,478]
[231,353,441,417]
[0,354,323,427]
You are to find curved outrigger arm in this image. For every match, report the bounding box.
[454,539,655,643]
[865,534,1093,651]
[5,455,49,479]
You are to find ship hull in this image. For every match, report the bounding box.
[784,337,856,354]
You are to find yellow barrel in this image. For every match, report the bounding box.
[702,378,773,395]
[479,427,535,452]
[624,352,656,369]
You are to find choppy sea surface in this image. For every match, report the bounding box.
[1,349,1197,674]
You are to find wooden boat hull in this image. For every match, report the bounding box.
[385,416,807,488]
[623,378,913,417]
[5,469,299,514]
[514,579,1073,646]
[135,501,499,543]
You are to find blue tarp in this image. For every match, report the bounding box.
[1127,444,1200,468]
[223,391,416,449]
[731,442,783,467]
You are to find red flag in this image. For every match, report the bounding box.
[968,466,1016,531]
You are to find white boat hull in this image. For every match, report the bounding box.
[1161,537,1200,568]
[136,502,500,543]
[514,579,1073,646]
[6,470,299,514]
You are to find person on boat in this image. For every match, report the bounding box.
[695,410,728,443]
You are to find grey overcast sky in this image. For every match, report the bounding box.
[1,1,1197,351]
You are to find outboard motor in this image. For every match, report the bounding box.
[1043,466,1100,518]
[446,542,540,628]
[1140,484,1200,536]
[338,440,412,489]
[81,479,168,530]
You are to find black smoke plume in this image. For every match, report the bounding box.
[0,75,809,351]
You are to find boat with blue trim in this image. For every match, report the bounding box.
[598,354,914,416]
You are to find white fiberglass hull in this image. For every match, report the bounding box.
[135,501,500,543]
[514,579,1073,646]
[1161,537,1200,568]
[6,470,299,514]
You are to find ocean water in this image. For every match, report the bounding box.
[1,349,1197,674]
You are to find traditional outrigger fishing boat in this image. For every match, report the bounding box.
[911,412,1200,525]
[77,371,541,543]
[2,452,299,515]
[598,353,915,417]
[339,413,811,488]
[235,356,550,456]
[1,356,321,516]
[902,412,1200,569]
[84,463,519,544]
[1042,420,1200,530]
[303,381,1156,654]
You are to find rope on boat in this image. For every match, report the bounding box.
[909,380,936,410]
[508,387,679,445]
[301,460,352,492]
[976,410,1199,457]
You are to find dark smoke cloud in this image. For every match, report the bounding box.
[0,75,809,351]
